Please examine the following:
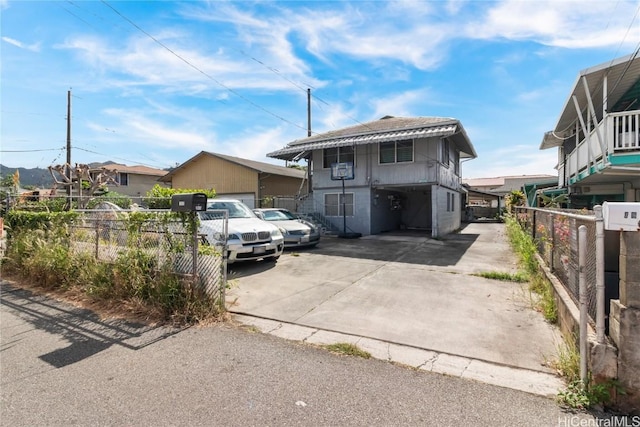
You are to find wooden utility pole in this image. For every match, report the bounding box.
[307,88,311,137]
[66,89,72,198]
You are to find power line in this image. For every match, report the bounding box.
[73,146,172,170]
[100,0,310,134]
[1,147,65,153]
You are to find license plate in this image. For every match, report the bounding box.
[253,246,266,254]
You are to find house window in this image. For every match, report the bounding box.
[453,151,460,175]
[323,146,354,168]
[117,172,129,186]
[379,140,413,164]
[325,193,354,217]
[441,139,450,166]
[447,192,451,212]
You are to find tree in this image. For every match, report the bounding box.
[505,190,526,214]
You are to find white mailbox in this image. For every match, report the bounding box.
[602,201,640,231]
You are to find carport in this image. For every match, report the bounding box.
[371,185,432,234]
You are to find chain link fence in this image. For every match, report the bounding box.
[69,209,227,301]
[514,207,599,323]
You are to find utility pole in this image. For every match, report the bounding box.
[306,88,312,194]
[66,89,72,200]
[307,88,311,137]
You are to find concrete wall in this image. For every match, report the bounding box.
[609,232,640,414]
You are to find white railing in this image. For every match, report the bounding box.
[563,110,640,184]
[610,110,640,151]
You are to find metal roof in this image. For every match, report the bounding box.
[268,116,477,161]
[540,53,640,150]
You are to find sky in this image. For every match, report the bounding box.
[1,0,639,179]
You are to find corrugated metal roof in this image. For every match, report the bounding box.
[541,53,640,150]
[268,116,476,161]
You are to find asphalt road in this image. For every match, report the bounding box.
[0,282,605,426]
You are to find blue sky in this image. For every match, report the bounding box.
[1,0,639,179]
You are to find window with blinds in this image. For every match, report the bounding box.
[379,140,413,164]
[324,193,354,217]
[323,146,355,168]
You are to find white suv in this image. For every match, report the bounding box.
[199,199,284,263]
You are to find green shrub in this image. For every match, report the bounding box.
[503,213,557,323]
[2,211,223,324]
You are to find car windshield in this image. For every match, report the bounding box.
[206,201,255,219]
[262,210,297,221]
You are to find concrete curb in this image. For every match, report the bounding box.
[232,313,564,398]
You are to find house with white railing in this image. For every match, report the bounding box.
[540,53,640,208]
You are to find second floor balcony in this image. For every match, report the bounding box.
[560,109,640,186]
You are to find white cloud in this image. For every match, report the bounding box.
[465,0,640,49]
[94,107,216,151]
[221,126,296,164]
[369,88,437,119]
[57,32,323,95]
[463,146,559,179]
[2,36,40,52]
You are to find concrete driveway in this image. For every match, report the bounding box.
[227,222,561,376]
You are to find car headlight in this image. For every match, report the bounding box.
[278,227,287,236]
[228,233,240,240]
[271,229,283,238]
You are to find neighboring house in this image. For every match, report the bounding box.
[463,175,557,207]
[92,163,169,199]
[267,115,477,237]
[159,151,306,209]
[540,53,640,209]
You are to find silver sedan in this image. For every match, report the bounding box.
[253,208,320,248]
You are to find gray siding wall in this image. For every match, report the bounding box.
[311,136,444,189]
[310,187,372,235]
[432,185,461,237]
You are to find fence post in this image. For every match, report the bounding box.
[578,224,588,385]
[532,208,536,240]
[594,205,605,343]
[95,217,100,259]
[550,212,555,272]
[191,212,198,279]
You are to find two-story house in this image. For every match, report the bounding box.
[267,116,477,237]
[540,53,640,208]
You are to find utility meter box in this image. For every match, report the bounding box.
[602,201,640,231]
[171,193,207,212]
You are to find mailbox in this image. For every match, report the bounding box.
[602,201,640,231]
[171,193,207,212]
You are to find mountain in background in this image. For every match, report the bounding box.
[0,164,53,188]
[0,162,120,188]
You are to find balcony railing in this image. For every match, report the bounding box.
[560,109,640,184]
[611,110,640,151]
